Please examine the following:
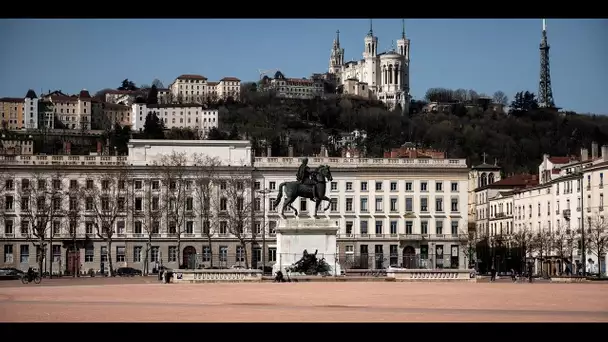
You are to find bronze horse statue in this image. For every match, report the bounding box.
[273,165,333,218]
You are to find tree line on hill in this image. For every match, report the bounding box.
[94,78,608,175]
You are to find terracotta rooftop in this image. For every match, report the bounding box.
[106,89,142,95]
[220,77,241,82]
[79,90,91,98]
[207,82,219,86]
[284,78,315,86]
[492,174,538,187]
[0,97,24,102]
[549,156,576,164]
[177,74,207,80]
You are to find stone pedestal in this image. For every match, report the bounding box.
[273,218,342,276]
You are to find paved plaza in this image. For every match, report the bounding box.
[0,278,607,322]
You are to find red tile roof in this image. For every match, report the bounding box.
[177,74,207,80]
[549,156,575,164]
[79,90,91,98]
[49,95,78,102]
[102,102,130,110]
[207,82,219,86]
[106,90,141,95]
[490,174,538,187]
[0,97,24,102]
[284,78,315,86]
[220,77,241,82]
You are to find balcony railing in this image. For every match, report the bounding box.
[254,157,467,168]
[0,155,128,166]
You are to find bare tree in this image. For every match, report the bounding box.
[492,91,508,106]
[139,180,163,275]
[587,215,608,276]
[152,79,165,89]
[65,183,85,277]
[83,166,132,276]
[512,223,535,271]
[222,172,254,269]
[532,225,553,276]
[462,229,482,269]
[551,222,576,275]
[192,154,221,268]
[154,152,189,267]
[18,170,66,276]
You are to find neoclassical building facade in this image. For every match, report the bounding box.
[0,140,470,274]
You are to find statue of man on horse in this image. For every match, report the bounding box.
[273,158,333,218]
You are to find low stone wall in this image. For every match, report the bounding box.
[386,268,475,282]
[550,276,588,283]
[171,269,263,283]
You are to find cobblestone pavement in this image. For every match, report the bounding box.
[0,281,606,322]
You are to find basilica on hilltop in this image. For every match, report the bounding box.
[328,20,411,113]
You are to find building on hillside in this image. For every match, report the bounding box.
[0,135,34,155]
[92,102,131,130]
[104,90,145,106]
[0,90,39,130]
[327,20,411,113]
[259,71,324,100]
[130,103,218,136]
[383,143,445,159]
[167,75,241,104]
[422,100,506,115]
[0,140,470,274]
[41,90,92,130]
[328,130,367,149]
[0,97,24,130]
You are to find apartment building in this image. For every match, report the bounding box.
[475,144,608,276]
[130,104,218,136]
[0,90,40,130]
[260,71,324,100]
[41,90,92,130]
[91,101,131,130]
[0,139,470,274]
[168,74,241,104]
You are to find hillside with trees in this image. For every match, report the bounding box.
[92,80,608,175]
[201,86,608,175]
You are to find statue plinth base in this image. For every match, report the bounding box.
[272,218,343,276]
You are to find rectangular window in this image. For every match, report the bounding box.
[151,247,159,262]
[360,220,368,235]
[436,221,443,235]
[405,221,413,235]
[133,246,142,262]
[421,221,428,235]
[85,246,94,262]
[390,221,397,235]
[168,246,177,262]
[20,245,29,264]
[390,198,398,212]
[268,248,276,262]
[116,246,126,262]
[4,245,13,263]
[219,246,228,262]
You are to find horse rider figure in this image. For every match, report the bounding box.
[296,158,319,201]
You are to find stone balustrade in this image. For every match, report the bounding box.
[0,155,127,166]
[171,268,263,283]
[254,157,467,168]
[386,267,475,282]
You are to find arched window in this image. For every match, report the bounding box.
[480,173,488,187]
[488,173,495,184]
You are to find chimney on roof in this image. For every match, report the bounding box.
[602,145,608,162]
[591,142,599,159]
[581,148,588,161]
[288,145,294,157]
[543,153,549,164]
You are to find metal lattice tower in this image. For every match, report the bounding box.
[538,19,555,108]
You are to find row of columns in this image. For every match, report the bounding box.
[382,64,405,86]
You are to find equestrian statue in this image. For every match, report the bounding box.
[273,158,333,218]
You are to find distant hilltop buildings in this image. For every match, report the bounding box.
[0,74,239,134]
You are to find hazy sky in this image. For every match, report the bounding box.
[0,19,606,114]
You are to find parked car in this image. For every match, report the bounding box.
[0,268,25,280]
[115,267,143,277]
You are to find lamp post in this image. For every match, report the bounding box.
[257,188,271,274]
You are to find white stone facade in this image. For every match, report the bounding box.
[0,141,470,274]
[168,75,241,104]
[130,103,218,135]
[328,20,411,112]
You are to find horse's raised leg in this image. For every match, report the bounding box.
[314,199,322,218]
[321,196,332,211]
[284,196,298,216]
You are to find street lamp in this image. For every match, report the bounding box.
[257,188,272,274]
